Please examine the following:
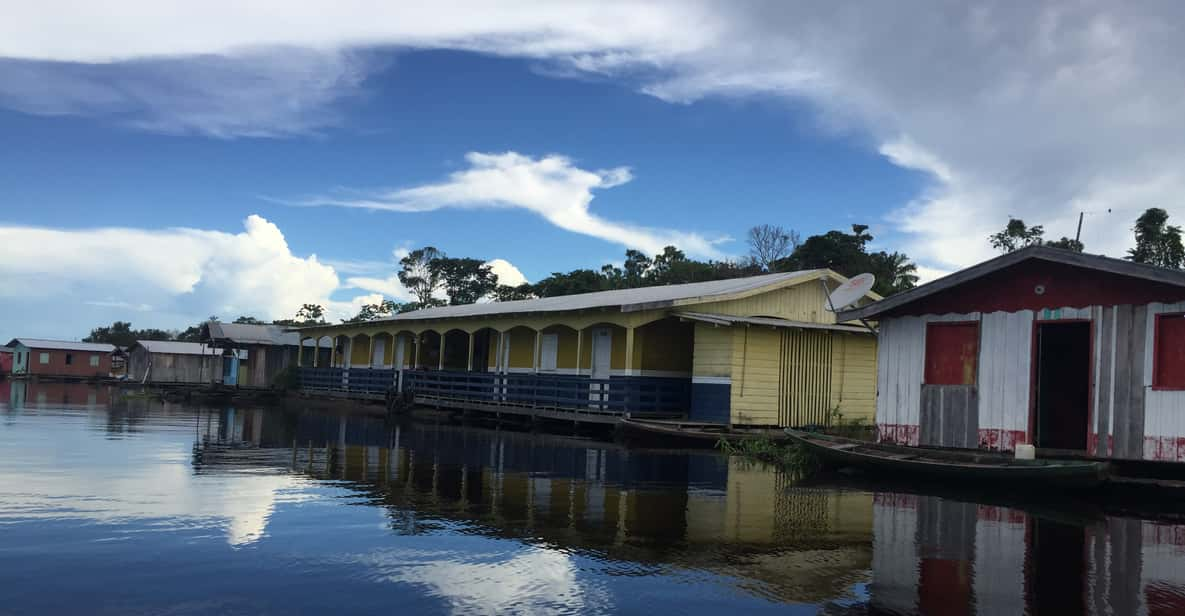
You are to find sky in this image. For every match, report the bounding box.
[2,2,1184,341]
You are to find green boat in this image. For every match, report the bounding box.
[784,429,1110,489]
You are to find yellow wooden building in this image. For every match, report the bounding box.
[296,270,879,427]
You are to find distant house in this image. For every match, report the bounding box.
[6,338,116,378]
[201,322,303,387]
[0,346,12,376]
[840,246,1185,461]
[127,340,244,385]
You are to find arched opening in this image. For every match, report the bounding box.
[333,335,351,367]
[442,329,470,371]
[537,325,579,373]
[417,330,442,370]
[391,331,416,370]
[471,327,499,372]
[501,326,539,373]
[577,323,627,379]
[349,333,371,368]
[370,332,393,368]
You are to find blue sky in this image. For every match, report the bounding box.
[2,3,1183,340]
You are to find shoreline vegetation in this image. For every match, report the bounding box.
[716,407,872,474]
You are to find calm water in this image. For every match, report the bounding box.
[2,381,1185,615]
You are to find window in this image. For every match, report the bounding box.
[924,322,979,385]
[65,353,73,365]
[90,355,100,367]
[39,352,49,364]
[1154,313,1185,390]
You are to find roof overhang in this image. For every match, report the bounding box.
[839,245,1185,322]
[675,311,872,334]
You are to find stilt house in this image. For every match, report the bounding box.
[839,246,1185,461]
[295,270,880,427]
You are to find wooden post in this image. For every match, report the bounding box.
[575,329,583,376]
[624,326,635,376]
[438,332,446,370]
[367,335,374,368]
[414,334,422,369]
[297,338,304,368]
[467,332,475,372]
[533,330,542,373]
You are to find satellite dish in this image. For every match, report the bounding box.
[827,273,875,311]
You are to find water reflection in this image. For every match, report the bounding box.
[2,385,1185,614]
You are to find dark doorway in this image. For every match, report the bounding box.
[1034,322,1091,450]
[1027,518,1086,615]
[470,330,492,372]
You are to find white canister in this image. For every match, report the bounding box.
[1015,443,1036,460]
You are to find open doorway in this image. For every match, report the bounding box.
[1033,321,1091,450]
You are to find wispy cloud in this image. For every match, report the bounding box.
[297,151,727,258]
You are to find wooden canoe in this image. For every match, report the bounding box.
[620,417,790,445]
[784,429,1110,488]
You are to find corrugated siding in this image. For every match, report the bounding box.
[692,323,733,378]
[830,333,877,422]
[778,329,833,427]
[876,316,927,440]
[977,310,1033,443]
[1143,302,1185,460]
[691,281,832,324]
[730,328,782,425]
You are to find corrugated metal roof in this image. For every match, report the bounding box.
[0,346,12,353]
[839,245,1185,321]
[6,338,117,352]
[675,311,872,334]
[134,340,240,357]
[346,270,824,325]
[205,322,300,346]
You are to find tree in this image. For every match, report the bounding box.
[433,257,499,305]
[1045,237,1085,252]
[398,247,447,307]
[622,249,651,288]
[775,224,918,296]
[342,299,402,323]
[747,224,798,271]
[233,315,265,324]
[83,321,175,347]
[493,283,536,302]
[988,218,1045,253]
[533,269,607,297]
[295,304,326,324]
[1127,207,1184,269]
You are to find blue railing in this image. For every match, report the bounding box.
[299,367,344,391]
[347,368,397,394]
[402,370,690,416]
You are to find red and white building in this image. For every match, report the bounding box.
[840,246,1185,461]
[6,338,118,379]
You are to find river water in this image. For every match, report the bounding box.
[1,381,1184,615]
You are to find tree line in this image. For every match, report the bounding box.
[988,207,1185,269]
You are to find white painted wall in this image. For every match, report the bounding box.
[1143,301,1185,460]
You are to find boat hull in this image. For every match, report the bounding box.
[785,429,1109,489]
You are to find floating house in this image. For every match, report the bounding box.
[126,340,243,385]
[200,321,303,387]
[840,246,1185,461]
[5,338,117,378]
[295,271,880,427]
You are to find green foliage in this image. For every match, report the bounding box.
[774,224,918,296]
[434,257,499,305]
[83,321,175,347]
[717,438,821,475]
[342,299,402,323]
[1127,207,1184,269]
[398,247,447,306]
[493,283,536,301]
[828,406,872,439]
[1045,237,1085,252]
[989,218,1046,253]
[233,315,265,324]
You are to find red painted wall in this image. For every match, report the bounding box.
[24,348,112,377]
[887,260,1185,317]
[0,351,11,375]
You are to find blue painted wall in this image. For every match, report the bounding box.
[689,382,730,424]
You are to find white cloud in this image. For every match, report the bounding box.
[486,258,528,287]
[4,3,1185,268]
[301,151,728,258]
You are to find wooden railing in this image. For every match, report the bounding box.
[299,367,344,391]
[402,370,690,416]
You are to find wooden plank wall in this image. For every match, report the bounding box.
[919,384,978,448]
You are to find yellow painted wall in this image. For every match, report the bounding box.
[506,328,536,369]
[829,333,877,423]
[611,327,626,370]
[350,335,370,366]
[729,327,782,425]
[637,318,693,373]
[691,323,732,378]
[541,327,579,369]
[693,280,833,324]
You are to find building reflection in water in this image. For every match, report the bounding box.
[195,407,875,606]
[194,407,1185,615]
[2,380,111,411]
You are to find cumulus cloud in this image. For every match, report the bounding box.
[5,3,1185,267]
[486,258,528,287]
[300,151,727,258]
